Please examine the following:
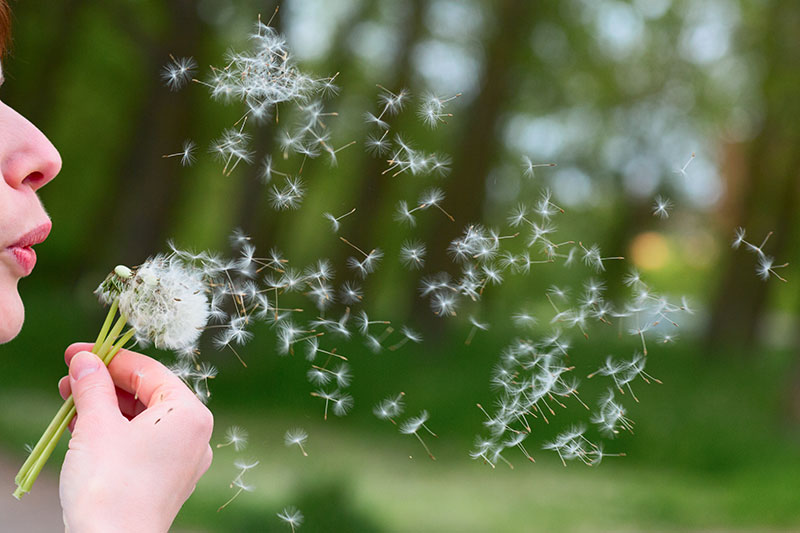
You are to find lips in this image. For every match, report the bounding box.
[5,221,52,276]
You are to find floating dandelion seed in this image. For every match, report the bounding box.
[417,92,461,128]
[388,326,422,351]
[373,392,406,425]
[731,227,789,282]
[217,459,259,512]
[284,428,309,456]
[400,241,426,270]
[377,85,409,117]
[399,410,437,460]
[652,195,672,219]
[162,140,197,166]
[161,54,197,91]
[675,152,696,176]
[216,426,249,451]
[277,506,304,532]
[323,208,356,233]
[418,187,454,222]
[465,316,489,345]
[757,255,789,282]
[522,156,557,178]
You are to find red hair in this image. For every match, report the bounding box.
[0,0,10,59]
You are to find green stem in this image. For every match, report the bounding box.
[93,299,118,352]
[103,328,135,366]
[13,302,118,486]
[13,303,131,498]
[95,312,129,361]
[13,397,75,486]
[14,404,75,499]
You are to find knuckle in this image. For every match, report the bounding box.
[188,404,214,441]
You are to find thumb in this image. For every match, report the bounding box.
[69,351,120,424]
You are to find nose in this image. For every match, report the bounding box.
[0,101,62,191]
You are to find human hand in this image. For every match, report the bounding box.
[57,343,213,533]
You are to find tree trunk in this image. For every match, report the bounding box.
[91,1,205,266]
[425,0,535,273]
[705,1,800,351]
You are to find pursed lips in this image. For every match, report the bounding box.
[4,221,52,276]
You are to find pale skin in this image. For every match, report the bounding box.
[1,64,213,532]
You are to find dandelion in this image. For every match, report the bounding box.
[465,316,489,345]
[277,506,304,533]
[732,227,747,250]
[339,281,363,305]
[399,410,437,460]
[341,237,383,278]
[418,187,455,222]
[376,85,409,117]
[388,326,422,351]
[270,177,307,210]
[194,362,218,399]
[210,125,254,176]
[731,227,789,282]
[400,241,426,270]
[217,459,259,511]
[310,389,353,420]
[578,242,624,272]
[394,201,420,226]
[284,428,309,456]
[323,208,356,233]
[652,195,672,219]
[674,152,695,176]
[365,130,391,155]
[543,425,603,466]
[522,156,556,178]
[217,478,256,512]
[417,92,461,128]
[364,111,389,130]
[216,426,249,451]
[591,390,635,437]
[504,432,535,463]
[161,54,197,91]
[373,392,406,424]
[511,310,537,329]
[757,255,789,282]
[162,140,197,166]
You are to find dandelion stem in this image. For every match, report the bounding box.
[14,306,133,499]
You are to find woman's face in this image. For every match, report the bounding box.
[0,65,62,343]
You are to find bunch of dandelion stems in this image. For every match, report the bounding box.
[13,299,135,499]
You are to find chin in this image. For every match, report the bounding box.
[0,276,25,344]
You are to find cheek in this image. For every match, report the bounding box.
[0,272,24,343]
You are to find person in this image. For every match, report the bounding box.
[0,2,213,531]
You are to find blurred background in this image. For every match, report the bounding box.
[2,0,800,531]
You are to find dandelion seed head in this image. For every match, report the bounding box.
[100,255,210,351]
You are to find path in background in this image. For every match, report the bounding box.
[0,452,207,532]
[0,452,63,531]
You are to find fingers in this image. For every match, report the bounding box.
[58,375,69,400]
[60,375,147,420]
[66,342,194,408]
[65,342,94,365]
[69,352,124,426]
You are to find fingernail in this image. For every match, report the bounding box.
[70,352,100,381]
